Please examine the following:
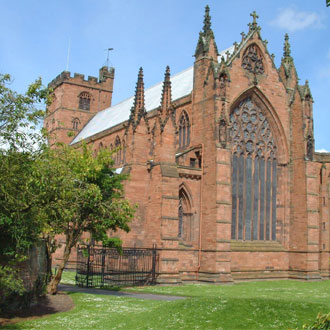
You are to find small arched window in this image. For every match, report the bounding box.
[78,92,91,111]
[178,187,193,241]
[115,136,121,165]
[179,111,190,148]
[72,118,80,130]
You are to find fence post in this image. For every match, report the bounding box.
[101,248,105,287]
[86,245,91,288]
[152,244,157,284]
[75,245,79,286]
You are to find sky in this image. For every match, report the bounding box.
[0,0,329,151]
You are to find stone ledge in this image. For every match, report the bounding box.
[161,236,180,241]
[162,195,179,200]
[216,200,232,205]
[216,180,230,186]
[216,161,230,165]
[216,220,231,224]
[161,216,179,221]
[231,240,286,252]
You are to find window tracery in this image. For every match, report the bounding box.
[78,92,91,111]
[179,111,190,148]
[230,97,277,241]
[242,44,264,75]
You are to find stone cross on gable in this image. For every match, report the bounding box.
[250,11,259,25]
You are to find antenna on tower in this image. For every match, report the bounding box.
[66,37,71,71]
[105,48,114,68]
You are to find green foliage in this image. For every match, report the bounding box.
[0,72,135,296]
[0,265,25,299]
[327,0,330,7]
[302,312,330,330]
[0,73,50,151]
[32,143,134,248]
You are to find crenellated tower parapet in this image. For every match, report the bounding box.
[44,66,115,145]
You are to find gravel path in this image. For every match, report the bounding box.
[58,284,186,301]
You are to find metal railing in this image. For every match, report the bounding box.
[75,244,157,288]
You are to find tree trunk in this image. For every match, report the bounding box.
[45,238,53,283]
[47,238,73,295]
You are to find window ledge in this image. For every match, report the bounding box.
[231,240,286,252]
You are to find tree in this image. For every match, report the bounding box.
[328,0,330,7]
[31,143,135,294]
[0,73,135,297]
[0,73,50,309]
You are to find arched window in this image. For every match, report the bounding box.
[72,118,80,130]
[179,111,190,148]
[230,97,277,241]
[115,136,121,165]
[78,92,91,111]
[178,187,193,241]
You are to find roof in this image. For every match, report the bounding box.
[72,46,234,144]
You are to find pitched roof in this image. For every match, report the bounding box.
[72,46,234,144]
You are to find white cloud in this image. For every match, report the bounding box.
[316,149,329,153]
[270,7,323,32]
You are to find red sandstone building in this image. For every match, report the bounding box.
[45,7,330,282]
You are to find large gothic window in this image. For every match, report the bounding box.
[178,187,193,241]
[179,111,190,148]
[78,92,91,111]
[230,97,277,241]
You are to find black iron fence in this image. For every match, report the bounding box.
[75,245,157,288]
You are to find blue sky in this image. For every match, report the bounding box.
[0,0,329,150]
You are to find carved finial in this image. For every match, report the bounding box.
[271,53,275,61]
[194,5,218,58]
[283,33,291,58]
[240,32,246,42]
[263,40,268,47]
[160,65,172,112]
[225,50,230,60]
[234,41,238,51]
[133,67,145,113]
[203,5,212,35]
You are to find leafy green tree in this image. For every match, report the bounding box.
[327,0,330,7]
[0,73,135,297]
[31,144,135,294]
[0,73,50,308]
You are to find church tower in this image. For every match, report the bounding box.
[44,66,114,145]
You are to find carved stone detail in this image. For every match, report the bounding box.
[242,44,264,75]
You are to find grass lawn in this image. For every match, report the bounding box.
[4,275,330,329]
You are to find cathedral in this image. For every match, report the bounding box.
[45,7,330,283]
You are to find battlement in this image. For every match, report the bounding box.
[49,66,115,90]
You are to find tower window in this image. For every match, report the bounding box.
[179,111,190,148]
[79,92,91,111]
[72,118,80,130]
